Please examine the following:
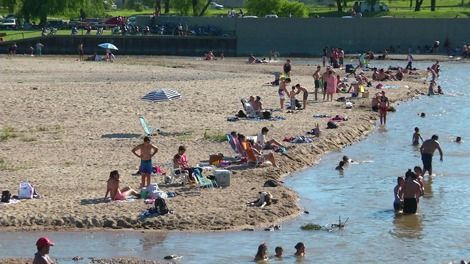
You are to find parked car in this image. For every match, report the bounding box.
[265,14,278,18]
[353,1,389,12]
[211,2,224,9]
[242,16,258,18]
[47,20,69,29]
[0,18,18,29]
[104,16,127,27]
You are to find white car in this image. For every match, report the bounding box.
[242,16,258,18]
[0,18,17,28]
[265,14,278,18]
[211,2,224,9]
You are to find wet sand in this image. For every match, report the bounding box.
[0,55,428,233]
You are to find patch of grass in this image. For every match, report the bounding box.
[0,126,17,142]
[20,134,37,142]
[0,158,29,171]
[203,129,227,142]
[176,131,193,141]
[64,161,74,167]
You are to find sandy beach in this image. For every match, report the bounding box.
[0,55,429,234]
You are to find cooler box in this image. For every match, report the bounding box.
[345,64,354,73]
[214,169,231,187]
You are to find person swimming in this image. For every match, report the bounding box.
[393,177,404,212]
[456,136,462,143]
[412,127,424,146]
[294,242,305,257]
[335,161,345,171]
[274,246,283,258]
[254,243,268,262]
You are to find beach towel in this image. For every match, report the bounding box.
[283,136,313,143]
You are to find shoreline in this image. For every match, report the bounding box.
[0,55,429,233]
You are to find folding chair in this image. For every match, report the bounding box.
[139,116,159,136]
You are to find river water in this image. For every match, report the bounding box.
[1,62,469,263]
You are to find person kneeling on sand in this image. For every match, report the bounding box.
[248,191,273,208]
[105,170,140,201]
[33,237,55,264]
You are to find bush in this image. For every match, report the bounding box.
[245,0,308,17]
[279,0,308,17]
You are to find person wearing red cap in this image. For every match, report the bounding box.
[33,237,55,264]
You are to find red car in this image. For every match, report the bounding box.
[104,16,127,27]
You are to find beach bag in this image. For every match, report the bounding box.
[1,190,11,203]
[327,121,338,129]
[155,197,169,215]
[262,111,272,119]
[18,182,34,199]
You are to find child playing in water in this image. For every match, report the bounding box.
[393,177,404,212]
[412,127,424,146]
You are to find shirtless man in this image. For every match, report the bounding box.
[295,84,308,109]
[420,135,443,176]
[132,136,159,187]
[33,237,55,264]
[402,170,422,214]
[312,66,321,101]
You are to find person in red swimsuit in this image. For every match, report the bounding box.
[379,91,390,126]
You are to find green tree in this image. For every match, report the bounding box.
[1,0,19,13]
[172,0,192,15]
[19,0,104,24]
[278,0,308,17]
[245,0,283,16]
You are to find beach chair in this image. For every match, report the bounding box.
[193,169,215,189]
[139,116,159,136]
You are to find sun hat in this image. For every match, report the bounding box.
[36,237,54,248]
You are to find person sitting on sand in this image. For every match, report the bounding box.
[274,246,283,258]
[239,134,278,167]
[335,161,345,171]
[173,146,196,183]
[294,242,305,257]
[248,191,273,208]
[256,127,284,151]
[393,177,404,212]
[254,243,268,262]
[105,170,140,201]
[395,67,404,81]
[205,50,215,61]
[252,96,263,115]
[412,127,424,146]
[336,75,348,92]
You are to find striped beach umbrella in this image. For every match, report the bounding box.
[142,89,181,102]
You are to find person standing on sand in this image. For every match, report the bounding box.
[295,83,308,109]
[321,66,331,101]
[378,91,389,126]
[78,43,84,61]
[278,77,291,110]
[33,237,55,264]
[406,52,413,70]
[35,42,44,56]
[283,59,291,77]
[132,136,159,187]
[420,135,443,177]
[312,66,321,101]
[325,68,337,102]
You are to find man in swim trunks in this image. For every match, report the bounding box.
[132,136,159,187]
[378,91,389,126]
[420,135,443,177]
[312,66,321,101]
[402,170,421,214]
[295,84,308,109]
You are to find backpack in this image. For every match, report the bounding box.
[154,197,169,215]
[327,121,338,129]
[262,111,272,119]
[18,182,34,199]
[1,191,11,203]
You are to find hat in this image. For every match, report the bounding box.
[36,237,54,248]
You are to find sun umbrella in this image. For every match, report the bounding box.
[142,89,181,102]
[98,43,118,50]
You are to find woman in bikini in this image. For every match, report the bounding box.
[105,170,139,201]
[378,91,389,126]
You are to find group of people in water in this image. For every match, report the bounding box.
[254,242,305,262]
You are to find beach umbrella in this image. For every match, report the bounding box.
[142,89,181,102]
[98,43,118,50]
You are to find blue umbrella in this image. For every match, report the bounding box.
[142,89,181,102]
[98,43,118,50]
